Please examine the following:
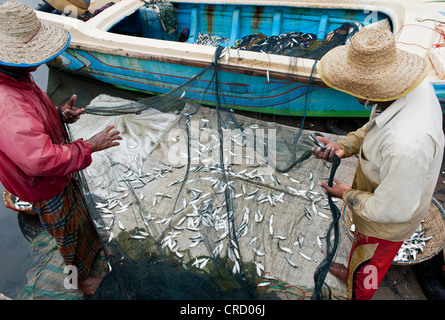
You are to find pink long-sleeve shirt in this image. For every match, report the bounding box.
[0,71,92,202]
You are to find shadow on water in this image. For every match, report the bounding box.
[0,192,34,300]
[46,69,153,108]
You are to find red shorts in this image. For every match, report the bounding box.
[347,231,403,300]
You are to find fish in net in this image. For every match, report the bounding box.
[65,38,352,300]
[231,23,360,60]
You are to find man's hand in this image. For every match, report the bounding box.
[61,94,85,124]
[86,125,123,152]
[318,178,351,199]
[311,136,345,162]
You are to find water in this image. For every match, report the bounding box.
[0,193,31,299]
[0,0,49,300]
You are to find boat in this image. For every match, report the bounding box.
[35,0,445,117]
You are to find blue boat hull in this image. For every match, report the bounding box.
[43,0,445,116]
[48,47,373,117]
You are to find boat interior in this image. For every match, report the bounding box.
[107,2,393,47]
[32,0,397,69]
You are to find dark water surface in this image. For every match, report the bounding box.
[0,0,48,300]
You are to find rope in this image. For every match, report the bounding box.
[311,153,342,300]
[395,23,445,51]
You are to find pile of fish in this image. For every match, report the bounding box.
[195,32,228,47]
[230,23,359,61]
[394,222,433,262]
[232,31,317,56]
[10,195,33,211]
[92,161,335,270]
[349,220,433,262]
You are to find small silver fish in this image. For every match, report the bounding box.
[299,252,313,261]
[317,211,330,219]
[285,257,298,268]
[131,235,146,240]
[316,236,322,248]
[248,237,258,246]
[252,247,266,256]
[269,214,274,236]
[255,210,264,223]
[232,260,240,274]
[278,245,292,254]
[254,261,265,277]
[257,281,271,287]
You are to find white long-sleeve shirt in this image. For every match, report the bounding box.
[339,81,444,241]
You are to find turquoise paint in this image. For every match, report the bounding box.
[229,8,241,46]
[50,48,372,117]
[272,11,282,36]
[48,2,445,117]
[317,14,329,40]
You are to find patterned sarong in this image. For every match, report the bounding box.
[347,231,403,300]
[33,177,101,282]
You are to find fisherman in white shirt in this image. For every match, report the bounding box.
[312,26,444,300]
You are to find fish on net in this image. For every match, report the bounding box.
[232,23,359,60]
[66,30,356,300]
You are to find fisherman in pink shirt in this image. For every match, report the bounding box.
[0,1,122,295]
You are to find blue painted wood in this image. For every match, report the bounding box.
[229,8,241,46]
[49,48,367,117]
[187,7,199,43]
[317,14,329,41]
[272,10,282,35]
[48,1,445,116]
[173,2,385,39]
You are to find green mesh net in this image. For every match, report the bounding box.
[21,22,360,300]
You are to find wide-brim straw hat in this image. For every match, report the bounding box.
[318,27,430,102]
[0,1,70,67]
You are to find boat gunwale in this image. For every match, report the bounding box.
[83,0,402,28]
[67,42,326,86]
[37,0,403,86]
[39,0,443,85]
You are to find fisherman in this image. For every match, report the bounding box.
[0,2,122,295]
[311,26,444,300]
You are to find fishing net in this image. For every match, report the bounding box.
[61,24,361,300]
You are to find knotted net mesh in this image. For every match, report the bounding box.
[64,26,358,300]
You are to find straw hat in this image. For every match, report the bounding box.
[318,27,430,101]
[0,1,70,67]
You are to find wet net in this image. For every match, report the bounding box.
[63,25,359,300]
[231,23,359,61]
